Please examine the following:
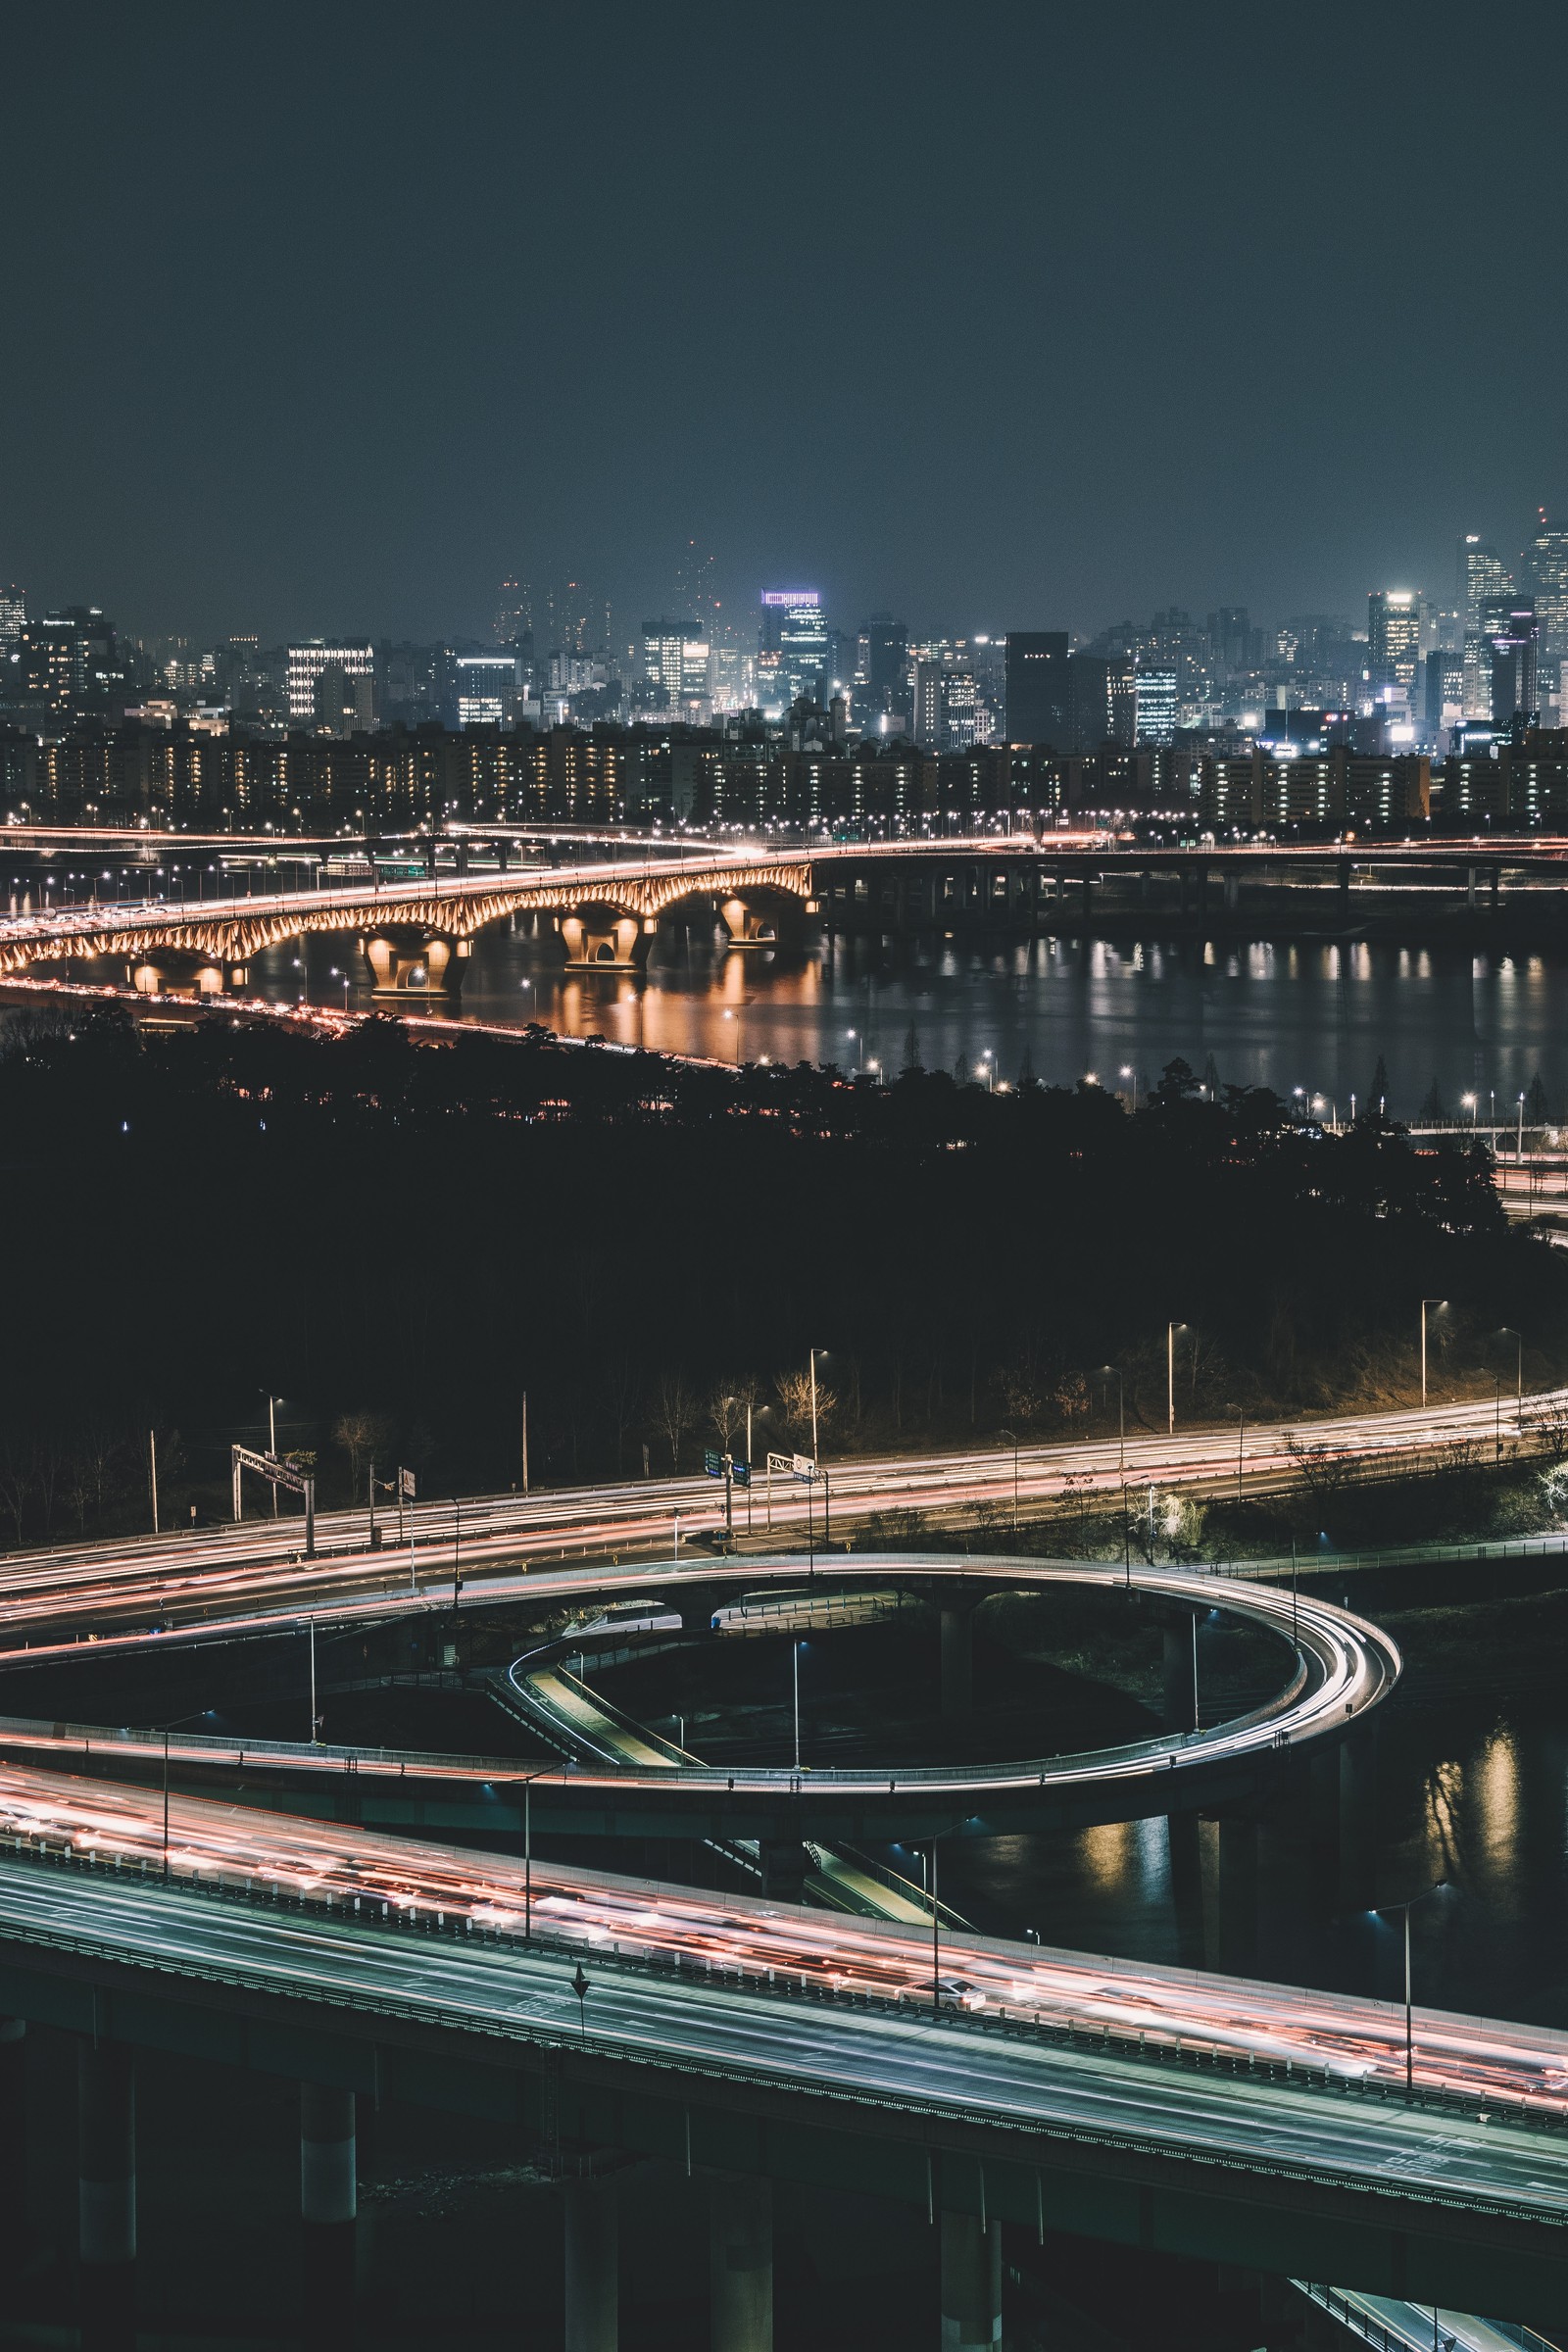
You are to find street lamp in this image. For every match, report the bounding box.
[998,1428,1020,1533]
[1419,1299,1446,1410]
[1376,1882,1446,2098]
[259,1391,279,1516]
[808,1347,826,1461]
[1119,1065,1137,1112]
[1167,1322,1187,1436]
[1497,1327,1523,1434]
[1461,1092,1477,1132]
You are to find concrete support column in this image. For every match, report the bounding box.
[1166,1811,1205,1968]
[77,2038,134,2352]
[940,2212,1001,2349]
[1339,1729,1379,1913]
[710,2172,772,2352]
[0,2017,25,2259]
[564,2170,618,2352]
[1216,1816,1259,1975]
[941,1606,974,1721]
[760,1840,809,1902]
[300,2082,356,2339]
[1161,1613,1198,1734]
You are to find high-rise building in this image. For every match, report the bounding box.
[451,652,518,729]
[0,586,24,654]
[493,577,531,647]
[1066,654,1136,751]
[759,589,828,705]
[861,615,908,716]
[676,540,718,630]
[1207,607,1258,678]
[547,580,609,661]
[1528,511,1568,660]
[942,670,979,753]
[1134,666,1177,746]
[1367,591,1421,695]
[286,642,373,726]
[641,619,709,713]
[1458,534,1513,631]
[11,608,126,719]
[1483,595,1539,727]
[1424,649,1465,738]
[1004,631,1068,744]
[910,659,945,750]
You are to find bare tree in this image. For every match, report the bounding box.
[0,1440,28,1547]
[655,1374,698,1471]
[333,1410,394,1498]
[773,1367,838,1448]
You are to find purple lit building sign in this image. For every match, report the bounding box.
[760,589,820,607]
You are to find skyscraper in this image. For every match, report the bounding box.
[1528,511,1568,659]
[0,586,24,655]
[641,619,708,713]
[759,590,828,706]
[493,577,531,648]
[1004,631,1068,744]
[1458,534,1513,630]
[1134,666,1177,746]
[676,540,717,629]
[286,641,374,725]
[1367,591,1420,694]
[1483,595,1539,728]
[861,615,908,716]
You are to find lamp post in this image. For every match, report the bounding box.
[792,1639,802,1771]
[259,1391,279,1515]
[160,1709,211,1883]
[1167,1322,1186,1437]
[1119,1065,1137,1111]
[1498,1326,1523,1434]
[1518,1091,1526,1160]
[1377,1882,1446,2098]
[998,1429,1020,1533]
[808,1347,825,1461]
[1419,1298,1446,1410]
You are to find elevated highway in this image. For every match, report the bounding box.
[0,1410,1564,2330]
[0,1806,1565,2326]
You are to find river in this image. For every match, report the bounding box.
[252,924,1568,1123]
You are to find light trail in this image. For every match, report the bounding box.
[0,1767,1563,2137]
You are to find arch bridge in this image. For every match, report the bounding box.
[0,849,816,998]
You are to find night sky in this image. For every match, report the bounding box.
[3,1,1565,646]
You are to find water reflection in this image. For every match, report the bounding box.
[254,923,1568,1116]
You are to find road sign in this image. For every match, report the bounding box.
[704,1449,725,1479]
[792,1453,817,1482]
[732,1462,751,1488]
[398,1466,416,1499]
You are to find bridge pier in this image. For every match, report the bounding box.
[558,911,653,971]
[1161,1612,1199,1734]
[718,897,793,954]
[360,930,467,997]
[126,950,233,999]
[940,2210,1001,2349]
[710,2171,772,2351]
[1216,1816,1259,1975]
[760,1840,811,1902]
[941,1603,975,1721]
[564,2167,618,2352]
[1166,1811,1205,1967]
[300,2081,357,2343]
[77,2037,135,2352]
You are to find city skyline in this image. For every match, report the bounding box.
[4,2,1567,645]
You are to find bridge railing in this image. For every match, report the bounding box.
[2,1831,1566,2172]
